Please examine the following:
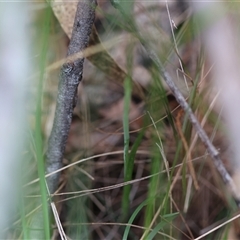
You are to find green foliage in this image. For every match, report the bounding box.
[147,213,179,240]
[31,5,52,239]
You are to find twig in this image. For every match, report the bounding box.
[110,0,240,207]
[46,0,97,195]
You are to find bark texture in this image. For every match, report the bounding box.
[46,0,97,195]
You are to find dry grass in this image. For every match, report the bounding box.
[9,1,240,240]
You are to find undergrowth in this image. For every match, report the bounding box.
[5,1,240,240]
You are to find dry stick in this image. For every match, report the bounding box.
[46,0,97,196]
[146,48,240,207]
[110,1,240,208]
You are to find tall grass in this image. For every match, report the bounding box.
[9,1,240,240]
[20,4,52,239]
[33,5,52,239]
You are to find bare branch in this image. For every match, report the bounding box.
[110,0,240,207]
[46,0,97,195]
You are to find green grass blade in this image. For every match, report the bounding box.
[144,145,161,227]
[146,222,164,240]
[123,76,131,174]
[122,129,145,219]
[33,4,52,239]
[147,212,179,240]
[121,75,132,219]
[123,199,149,240]
[20,193,29,239]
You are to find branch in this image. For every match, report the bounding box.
[46,0,97,197]
[110,1,240,207]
